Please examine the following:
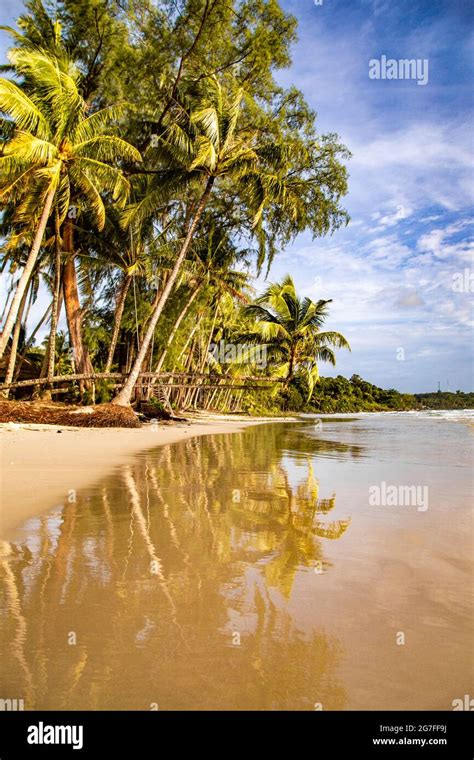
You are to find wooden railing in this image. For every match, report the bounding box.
[0,372,281,392]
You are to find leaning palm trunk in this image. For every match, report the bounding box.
[0,282,14,326]
[46,212,63,382]
[153,286,201,375]
[285,348,296,387]
[112,177,214,407]
[173,332,197,408]
[143,286,200,405]
[104,274,132,374]
[2,286,29,397]
[199,302,218,373]
[0,187,56,360]
[173,321,199,370]
[14,302,52,382]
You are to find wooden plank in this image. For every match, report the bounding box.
[0,372,282,391]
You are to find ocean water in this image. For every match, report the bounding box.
[0,412,472,710]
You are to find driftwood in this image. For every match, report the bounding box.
[0,400,140,428]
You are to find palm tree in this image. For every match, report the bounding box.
[111,77,260,406]
[72,206,152,374]
[243,274,350,396]
[0,46,141,362]
[154,225,250,373]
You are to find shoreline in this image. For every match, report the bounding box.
[0,416,267,541]
[2,408,471,541]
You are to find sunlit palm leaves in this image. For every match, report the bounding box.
[0,46,141,359]
[242,274,350,394]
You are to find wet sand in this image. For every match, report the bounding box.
[0,418,259,540]
[0,413,472,710]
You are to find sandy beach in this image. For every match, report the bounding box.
[0,417,260,540]
[1,413,471,711]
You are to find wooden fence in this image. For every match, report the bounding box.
[0,372,282,412]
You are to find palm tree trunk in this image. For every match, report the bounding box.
[173,321,199,370]
[47,212,63,382]
[63,257,93,389]
[177,338,198,409]
[199,301,218,373]
[36,290,63,400]
[14,302,52,381]
[104,274,132,374]
[286,347,296,387]
[22,282,35,330]
[112,177,215,406]
[154,286,201,375]
[0,282,14,326]
[2,286,29,397]
[62,221,93,391]
[0,186,55,360]
[205,376,224,410]
[125,335,132,373]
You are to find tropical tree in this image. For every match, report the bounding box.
[71,205,153,374]
[156,224,250,369]
[112,66,349,406]
[243,275,350,395]
[0,46,141,362]
[0,0,351,413]
[111,77,261,406]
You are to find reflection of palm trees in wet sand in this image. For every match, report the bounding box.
[0,425,350,709]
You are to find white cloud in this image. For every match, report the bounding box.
[416,220,474,262]
[350,123,471,170]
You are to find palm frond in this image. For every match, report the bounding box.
[0,78,48,137]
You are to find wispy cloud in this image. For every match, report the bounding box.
[265,0,474,391]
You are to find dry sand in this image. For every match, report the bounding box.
[0,417,261,540]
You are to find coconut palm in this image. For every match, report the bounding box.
[71,204,154,374]
[111,76,260,406]
[0,46,141,361]
[243,274,350,395]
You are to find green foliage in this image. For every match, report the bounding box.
[94,379,114,403]
[414,391,474,410]
[242,274,350,393]
[238,375,474,415]
[146,397,165,413]
[0,45,141,246]
[309,375,414,412]
[7,1,452,417]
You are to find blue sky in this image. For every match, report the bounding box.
[265,0,473,392]
[1,0,473,392]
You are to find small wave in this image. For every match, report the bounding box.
[391,409,474,422]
